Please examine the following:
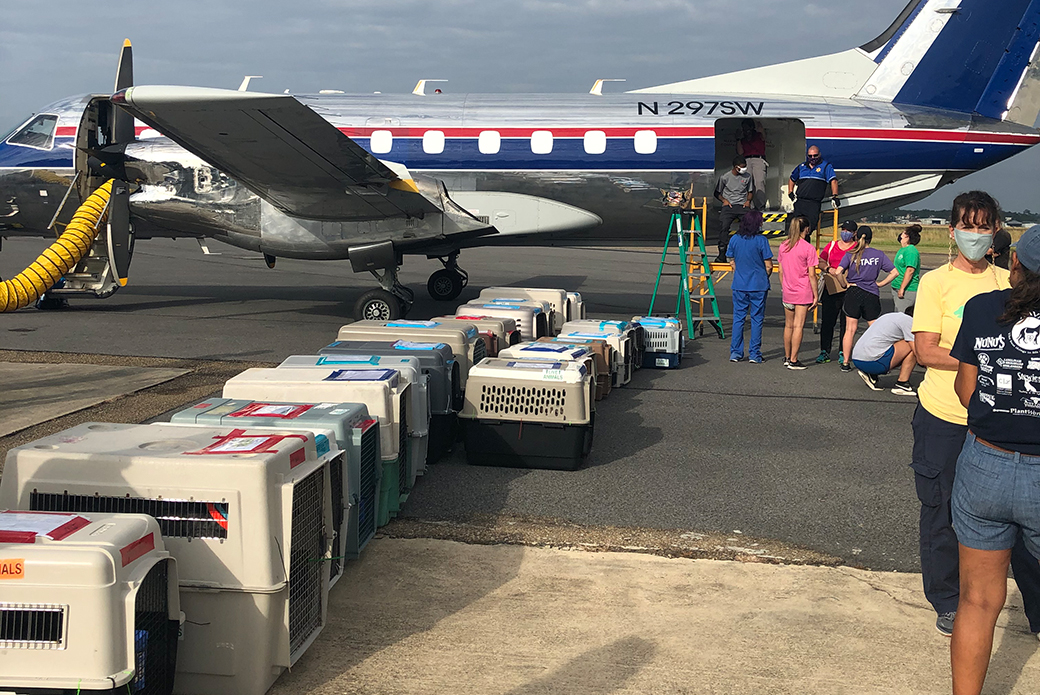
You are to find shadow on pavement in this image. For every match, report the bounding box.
[502,635,657,695]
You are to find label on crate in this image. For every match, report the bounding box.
[186,430,309,456]
[542,369,565,381]
[0,512,91,542]
[323,369,397,382]
[0,559,24,579]
[507,361,563,370]
[520,345,570,353]
[566,332,610,339]
[393,341,447,350]
[316,355,381,365]
[488,298,526,303]
[656,357,672,367]
[388,320,441,328]
[230,403,314,419]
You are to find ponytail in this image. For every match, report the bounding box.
[850,237,868,269]
[786,215,809,252]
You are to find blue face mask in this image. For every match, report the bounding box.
[953,230,994,262]
[840,231,855,242]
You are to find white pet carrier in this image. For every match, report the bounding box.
[170,399,381,579]
[496,343,598,405]
[478,288,568,331]
[438,315,519,356]
[457,302,548,341]
[0,423,335,695]
[0,511,179,695]
[559,321,635,387]
[567,292,587,321]
[459,358,594,471]
[632,316,684,368]
[277,355,431,485]
[336,320,484,388]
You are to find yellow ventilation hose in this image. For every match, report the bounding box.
[0,179,114,312]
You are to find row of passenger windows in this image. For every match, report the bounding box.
[368,130,660,156]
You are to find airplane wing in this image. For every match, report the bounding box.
[114,85,439,221]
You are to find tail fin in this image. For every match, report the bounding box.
[632,0,1040,126]
[860,0,1040,125]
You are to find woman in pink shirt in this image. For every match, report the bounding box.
[777,215,819,370]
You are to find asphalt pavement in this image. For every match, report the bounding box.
[1,236,924,571]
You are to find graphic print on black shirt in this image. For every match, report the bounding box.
[951,289,1040,455]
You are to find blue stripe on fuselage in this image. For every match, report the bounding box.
[0,137,76,168]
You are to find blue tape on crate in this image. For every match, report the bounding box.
[598,321,628,329]
[388,320,441,328]
[323,369,398,382]
[566,332,610,339]
[519,345,570,353]
[393,340,447,350]
[634,317,677,328]
[315,434,331,457]
[316,355,382,365]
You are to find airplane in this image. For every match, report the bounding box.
[1,0,1039,320]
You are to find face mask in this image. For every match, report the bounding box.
[953,230,994,262]
[738,167,748,174]
[807,155,821,166]
[840,231,855,242]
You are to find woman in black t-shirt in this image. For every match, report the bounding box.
[949,225,1040,695]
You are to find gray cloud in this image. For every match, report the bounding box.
[1,0,1036,210]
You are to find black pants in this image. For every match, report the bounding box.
[716,207,745,258]
[911,404,1040,625]
[819,289,848,355]
[791,198,822,232]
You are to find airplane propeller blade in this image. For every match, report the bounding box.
[112,39,135,145]
[106,180,133,286]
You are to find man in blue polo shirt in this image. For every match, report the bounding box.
[788,145,839,232]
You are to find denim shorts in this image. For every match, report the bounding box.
[952,433,1040,556]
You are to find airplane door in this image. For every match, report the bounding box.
[714,118,805,211]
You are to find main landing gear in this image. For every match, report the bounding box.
[426,252,468,302]
[353,266,414,321]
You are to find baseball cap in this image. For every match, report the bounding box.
[840,220,858,232]
[1014,225,1040,273]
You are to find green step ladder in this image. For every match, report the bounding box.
[648,203,724,340]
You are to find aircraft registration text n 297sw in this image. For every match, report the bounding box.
[1,0,1038,319]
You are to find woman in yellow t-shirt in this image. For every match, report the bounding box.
[909,191,1040,638]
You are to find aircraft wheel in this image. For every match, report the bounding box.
[354,289,402,321]
[427,268,464,301]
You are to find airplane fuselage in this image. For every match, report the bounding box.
[1,91,1038,259]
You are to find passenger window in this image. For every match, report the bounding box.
[531,131,553,155]
[7,114,58,149]
[478,131,501,154]
[583,131,606,155]
[634,130,657,154]
[370,130,393,154]
[423,130,445,154]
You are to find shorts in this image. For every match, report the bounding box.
[842,285,882,321]
[852,345,894,375]
[782,302,811,311]
[952,433,1040,555]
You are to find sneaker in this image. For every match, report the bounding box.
[783,358,791,368]
[858,370,882,391]
[891,381,916,396]
[730,355,742,363]
[840,362,853,373]
[749,357,762,364]
[787,360,807,370]
[839,351,845,363]
[936,611,956,636]
[815,351,830,364]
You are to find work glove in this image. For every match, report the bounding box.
[832,196,841,209]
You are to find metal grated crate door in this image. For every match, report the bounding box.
[31,491,229,540]
[130,559,177,695]
[288,468,325,658]
[472,338,487,364]
[398,403,409,495]
[328,455,345,581]
[358,425,379,546]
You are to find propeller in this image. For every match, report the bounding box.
[102,39,136,286]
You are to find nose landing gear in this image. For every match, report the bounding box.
[426,252,468,302]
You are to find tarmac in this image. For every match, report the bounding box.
[2,237,1039,692]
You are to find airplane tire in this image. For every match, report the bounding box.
[354,289,402,321]
[427,269,463,301]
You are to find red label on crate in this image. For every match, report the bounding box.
[289,447,306,468]
[229,403,314,419]
[120,533,155,567]
[46,516,91,540]
[193,402,213,409]
[185,429,309,456]
[0,532,35,544]
[359,418,378,433]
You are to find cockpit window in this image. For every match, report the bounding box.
[7,114,59,150]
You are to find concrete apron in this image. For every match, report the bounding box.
[272,538,1040,695]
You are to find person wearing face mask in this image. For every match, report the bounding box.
[815,220,859,363]
[892,224,922,313]
[713,155,754,262]
[736,119,767,210]
[787,145,839,233]
[949,224,1040,694]
[910,191,1040,640]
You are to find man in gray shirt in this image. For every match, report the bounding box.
[714,155,753,261]
[850,309,917,395]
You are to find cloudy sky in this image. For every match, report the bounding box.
[1,0,1037,211]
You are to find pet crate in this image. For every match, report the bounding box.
[567,292,587,321]
[170,399,380,576]
[457,302,548,342]
[558,324,634,387]
[496,343,599,404]
[439,315,519,356]
[478,287,568,332]
[222,367,411,524]
[459,358,594,471]
[631,316,684,368]
[0,510,179,695]
[536,336,614,400]
[0,423,334,695]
